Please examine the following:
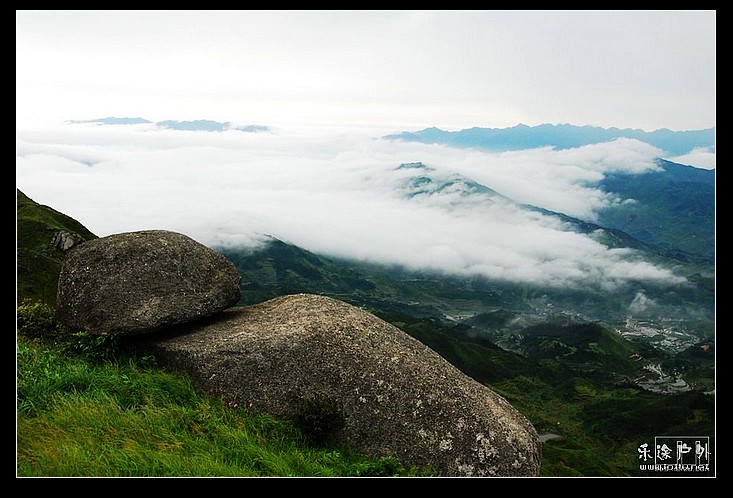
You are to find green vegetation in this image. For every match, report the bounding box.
[598,160,715,264]
[16,302,431,477]
[374,313,715,477]
[16,188,715,477]
[219,238,379,307]
[16,191,431,477]
[221,236,714,339]
[16,190,97,307]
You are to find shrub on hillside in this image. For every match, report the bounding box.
[16,300,65,341]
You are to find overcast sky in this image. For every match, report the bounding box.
[16,10,716,132]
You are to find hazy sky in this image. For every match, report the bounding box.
[16,10,716,132]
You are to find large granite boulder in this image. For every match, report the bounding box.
[148,293,541,476]
[56,230,241,336]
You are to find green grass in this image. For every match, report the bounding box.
[16,303,432,478]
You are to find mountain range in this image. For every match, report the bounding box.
[67,117,270,133]
[385,123,715,157]
[393,158,714,265]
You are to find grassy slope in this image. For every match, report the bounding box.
[15,195,427,477]
[16,189,98,307]
[16,330,425,477]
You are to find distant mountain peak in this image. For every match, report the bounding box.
[67,117,151,125]
[68,117,270,133]
[156,120,269,132]
[397,162,433,171]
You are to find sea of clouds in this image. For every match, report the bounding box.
[16,122,688,291]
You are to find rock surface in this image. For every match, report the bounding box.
[148,293,541,476]
[56,230,241,335]
[52,230,85,251]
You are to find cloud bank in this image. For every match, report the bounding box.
[16,122,685,291]
[668,147,716,170]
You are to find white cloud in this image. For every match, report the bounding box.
[629,291,657,315]
[667,147,716,170]
[16,123,685,291]
[399,137,662,220]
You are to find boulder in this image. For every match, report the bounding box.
[56,230,241,335]
[148,293,541,476]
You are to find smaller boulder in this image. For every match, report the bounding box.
[56,230,241,335]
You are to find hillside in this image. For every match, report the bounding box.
[16,189,97,306]
[220,232,714,338]
[221,235,711,378]
[597,160,715,262]
[217,235,715,475]
[370,312,714,476]
[16,193,715,476]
